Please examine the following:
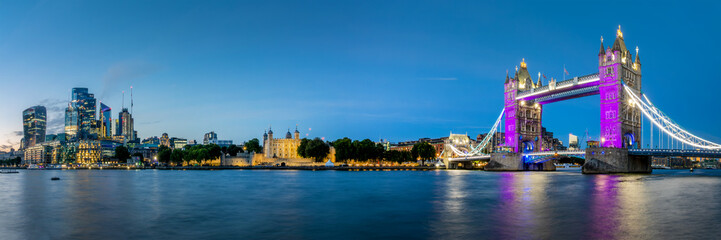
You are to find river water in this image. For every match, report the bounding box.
[1,169,719,239]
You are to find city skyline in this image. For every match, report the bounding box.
[2,1,721,151]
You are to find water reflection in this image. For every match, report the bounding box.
[431,170,471,238]
[493,172,551,239]
[589,175,620,239]
[1,169,719,239]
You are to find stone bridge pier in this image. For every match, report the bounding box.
[485,152,555,171]
[582,147,651,174]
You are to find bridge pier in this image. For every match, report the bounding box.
[582,147,651,174]
[485,152,556,171]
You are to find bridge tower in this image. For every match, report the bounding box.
[585,26,649,174]
[488,60,550,171]
[598,26,642,149]
[504,59,543,153]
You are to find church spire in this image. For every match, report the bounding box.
[599,36,605,55]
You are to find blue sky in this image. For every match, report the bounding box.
[1,0,720,150]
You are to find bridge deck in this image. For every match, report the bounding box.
[516,73,599,102]
[629,149,721,158]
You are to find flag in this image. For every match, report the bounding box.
[564,67,569,76]
[542,74,547,79]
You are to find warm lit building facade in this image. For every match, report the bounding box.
[171,137,187,149]
[160,133,170,147]
[76,140,102,164]
[23,141,63,165]
[263,127,301,159]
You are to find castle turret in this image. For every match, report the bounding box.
[285,129,292,139]
[294,126,300,139]
[516,58,534,90]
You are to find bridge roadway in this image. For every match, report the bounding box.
[629,149,721,158]
[448,149,721,162]
[516,73,600,103]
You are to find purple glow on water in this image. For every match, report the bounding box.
[589,175,620,239]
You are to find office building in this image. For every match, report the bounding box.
[99,102,112,138]
[203,131,218,145]
[65,88,97,140]
[23,105,47,148]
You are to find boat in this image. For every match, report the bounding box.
[27,164,43,170]
[0,170,19,174]
[652,165,671,169]
[554,163,582,170]
[51,177,60,181]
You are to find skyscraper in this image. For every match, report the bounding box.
[65,88,97,140]
[203,131,217,145]
[64,105,79,141]
[99,102,112,138]
[119,108,135,142]
[23,106,47,148]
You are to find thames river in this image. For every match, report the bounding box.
[1,169,720,239]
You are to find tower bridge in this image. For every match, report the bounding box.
[444,26,721,173]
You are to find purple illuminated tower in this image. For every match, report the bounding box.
[598,26,642,148]
[503,59,543,153]
[504,71,518,152]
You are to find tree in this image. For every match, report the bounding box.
[303,138,330,162]
[355,139,378,162]
[297,138,310,158]
[158,145,172,165]
[183,149,195,166]
[332,138,353,162]
[227,144,242,156]
[412,142,436,166]
[244,138,262,153]
[384,150,412,163]
[196,148,210,165]
[207,144,222,160]
[170,149,184,166]
[115,146,131,163]
[410,145,419,163]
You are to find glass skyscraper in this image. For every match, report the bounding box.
[23,105,47,148]
[65,88,97,140]
[99,102,112,138]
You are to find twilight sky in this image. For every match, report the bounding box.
[1,0,720,151]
